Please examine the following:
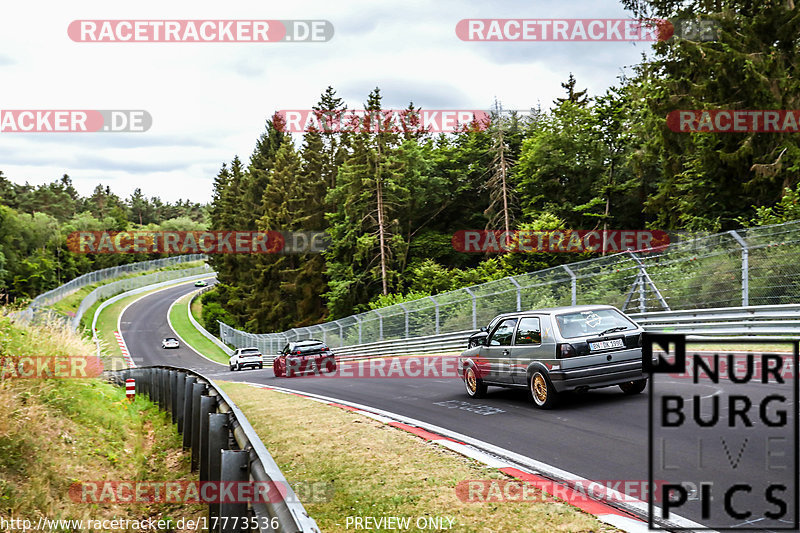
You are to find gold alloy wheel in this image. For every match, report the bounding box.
[532,373,548,404]
[466,368,477,393]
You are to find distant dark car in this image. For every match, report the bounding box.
[161,337,180,349]
[273,340,336,377]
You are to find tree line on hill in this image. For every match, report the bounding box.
[207,0,800,333]
[0,172,206,302]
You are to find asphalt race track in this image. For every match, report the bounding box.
[121,280,798,531]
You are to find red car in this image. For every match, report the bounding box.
[273,340,337,377]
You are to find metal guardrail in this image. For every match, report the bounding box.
[324,305,800,361]
[189,285,234,356]
[108,366,320,533]
[630,304,800,336]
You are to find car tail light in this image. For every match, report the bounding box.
[294,350,302,355]
[322,347,330,352]
[557,343,578,359]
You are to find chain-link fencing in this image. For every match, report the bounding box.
[219,221,800,354]
[14,255,207,327]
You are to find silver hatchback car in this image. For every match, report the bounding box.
[459,305,646,409]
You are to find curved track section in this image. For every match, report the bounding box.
[121,281,790,529]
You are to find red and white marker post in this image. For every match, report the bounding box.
[125,378,135,401]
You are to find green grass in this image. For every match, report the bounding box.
[50,260,205,317]
[687,342,794,353]
[168,291,230,365]
[218,382,621,533]
[0,313,203,526]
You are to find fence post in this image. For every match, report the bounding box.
[728,230,749,307]
[375,309,384,341]
[354,315,362,344]
[428,296,440,335]
[464,288,477,330]
[562,265,577,306]
[398,303,409,338]
[509,276,522,311]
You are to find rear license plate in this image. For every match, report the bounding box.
[589,338,624,351]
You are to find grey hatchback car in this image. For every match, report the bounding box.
[459,305,646,409]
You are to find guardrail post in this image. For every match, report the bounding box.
[218,450,249,533]
[169,371,178,423]
[199,395,218,482]
[562,265,577,306]
[428,296,440,335]
[191,382,207,471]
[176,372,186,431]
[182,376,197,449]
[160,369,168,411]
[728,230,749,306]
[464,288,477,330]
[207,413,229,525]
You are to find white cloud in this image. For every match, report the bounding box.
[0,0,649,202]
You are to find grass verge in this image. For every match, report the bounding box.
[0,311,203,530]
[217,382,621,533]
[687,342,794,353]
[168,292,229,365]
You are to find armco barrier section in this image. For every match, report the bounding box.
[189,286,234,356]
[109,366,320,533]
[324,305,800,361]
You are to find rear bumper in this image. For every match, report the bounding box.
[236,358,263,368]
[548,360,644,392]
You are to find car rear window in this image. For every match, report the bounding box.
[241,348,260,355]
[555,309,636,339]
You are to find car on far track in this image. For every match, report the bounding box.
[460,305,646,409]
[229,347,264,371]
[273,340,336,377]
[194,280,209,287]
[161,337,180,349]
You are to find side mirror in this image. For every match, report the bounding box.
[468,331,489,348]
[480,326,488,332]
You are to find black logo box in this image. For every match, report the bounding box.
[644,333,799,531]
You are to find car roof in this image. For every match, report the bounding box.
[492,305,619,319]
[292,340,324,346]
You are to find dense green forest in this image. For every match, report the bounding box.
[206,0,800,333]
[0,172,206,302]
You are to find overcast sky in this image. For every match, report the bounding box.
[0,0,653,204]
